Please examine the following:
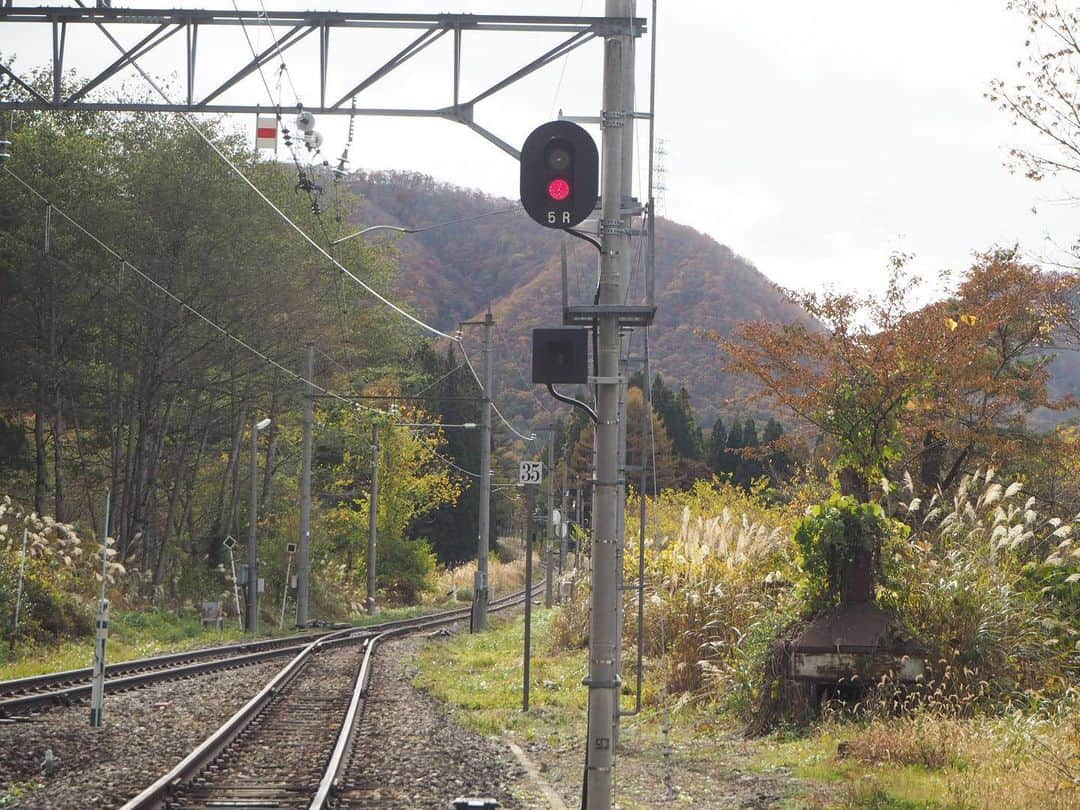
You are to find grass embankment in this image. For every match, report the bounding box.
[0,609,249,680]
[0,555,528,682]
[0,535,532,682]
[416,608,1080,810]
[0,597,465,682]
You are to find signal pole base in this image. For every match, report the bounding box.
[471,571,489,632]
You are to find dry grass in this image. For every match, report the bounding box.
[552,479,802,707]
[880,469,1079,704]
[829,701,1080,809]
[427,553,537,604]
[837,715,975,770]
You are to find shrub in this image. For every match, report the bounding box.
[0,495,117,644]
[792,493,892,612]
[378,534,437,604]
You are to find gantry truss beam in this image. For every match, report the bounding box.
[0,5,646,158]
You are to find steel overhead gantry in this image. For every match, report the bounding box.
[0,5,646,158]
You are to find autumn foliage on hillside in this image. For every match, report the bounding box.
[714,251,1080,503]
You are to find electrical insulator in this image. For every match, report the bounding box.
[295,110,316,133]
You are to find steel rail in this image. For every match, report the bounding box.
[311,583,544,809]
[117,625,362,810]
[116,584,542,810]
[0,638,332,715]
[0,592,534,715]
[0,629,339,700]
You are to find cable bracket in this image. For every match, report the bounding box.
[583,675,621,686]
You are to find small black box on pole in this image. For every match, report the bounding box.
[532,328,589,384]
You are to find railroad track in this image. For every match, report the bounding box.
[119,586,540,809]
[0,629,350,717]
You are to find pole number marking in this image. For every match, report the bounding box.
[519,461,543,485]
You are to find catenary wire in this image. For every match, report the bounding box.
[78,9,538,443]
[229,1,358,350]
[409,363,469,398]
[83,15,460,343]
[255,0,303,105]
[549,0,588,119]
[2,166,385,417]
[222,6,533,443]
[457,340,536,443]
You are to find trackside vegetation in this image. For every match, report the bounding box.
[418,474,1079,808]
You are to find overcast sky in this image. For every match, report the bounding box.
[4,1,1076,299]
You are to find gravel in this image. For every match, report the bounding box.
[334,633,542,809]
[0,659,284,808]
[0,629,543,810]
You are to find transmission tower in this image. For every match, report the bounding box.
[653,137,668,215]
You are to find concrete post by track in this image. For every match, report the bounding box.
[544,427,556,608]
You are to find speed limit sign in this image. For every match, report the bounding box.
[519,461,543,485]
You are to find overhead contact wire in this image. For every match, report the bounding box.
[85,12,538,442]
[85,14,459,343]
[458,341,535,443]
[3,167,384,416]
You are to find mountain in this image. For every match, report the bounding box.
[346,171,811,430]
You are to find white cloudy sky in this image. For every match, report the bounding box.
[4,1,1077,297]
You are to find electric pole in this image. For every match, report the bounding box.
[585,1,636,806]
[296,344,314,627]
[368,423,379,615]
[470,310,494,632]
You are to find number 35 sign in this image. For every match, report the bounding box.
[519,461,543,485]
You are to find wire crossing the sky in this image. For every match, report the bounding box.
[82,9,535,443]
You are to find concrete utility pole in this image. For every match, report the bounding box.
[247,417,271,633]
[471,310,494,632]
[585,1,636,806]
[368,423,379,615]
[296,344,314,627]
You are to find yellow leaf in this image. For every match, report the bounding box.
[960,314,977,326]
[945,317,958,331]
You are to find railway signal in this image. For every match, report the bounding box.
[520,120,598,229]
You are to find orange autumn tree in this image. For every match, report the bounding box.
[713,250,1079,501]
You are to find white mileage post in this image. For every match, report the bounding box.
[517,460,542,713]
[519,461,543,485]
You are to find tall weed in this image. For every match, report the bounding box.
[0,495,122,642]
[881,469,1078,702]
[619,479,801,710]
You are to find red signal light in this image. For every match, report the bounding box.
[547,177,571,201]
